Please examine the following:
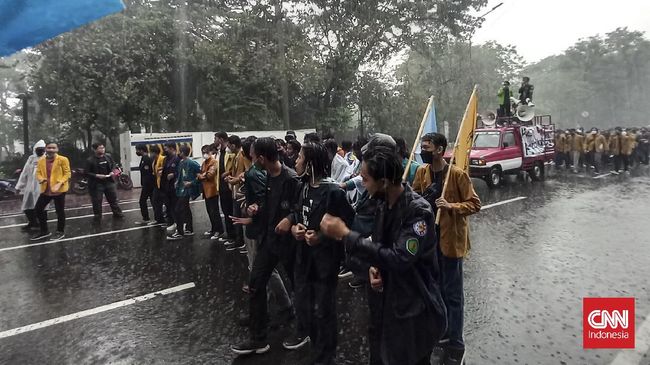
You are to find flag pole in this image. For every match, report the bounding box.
[435,84,479,225]
[403,96,434,182]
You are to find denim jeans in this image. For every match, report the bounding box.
[438,248,465,350]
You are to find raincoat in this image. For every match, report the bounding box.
[15,140,45,211]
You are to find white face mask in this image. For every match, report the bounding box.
[203,153,210,159]
[225,147,232,153]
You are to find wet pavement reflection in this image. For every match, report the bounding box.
[1,167,649,364]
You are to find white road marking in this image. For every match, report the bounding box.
[610,312,650,365]
[481,196,527,210]
[0,198,141,219]
[0,225,154,253]
[0,282,196,339]
[593,173,613,179]
[0,200,204,229]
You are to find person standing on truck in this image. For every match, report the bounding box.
[518,77,534,105]
[497,81,513,117]
[412,132,481,365]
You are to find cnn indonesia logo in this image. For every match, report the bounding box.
[583,298,635,349]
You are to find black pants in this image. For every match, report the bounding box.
[367,285,383,365]
[294,264,338,365]
[152,187,165,223]
[162,189,178,225]
[139,183,154,221]
[219,188,234,237]
[614,155,630,172]
[249,242,295,341]
[24,208,38,228]
[35,193,66,233]
[90,183,122,216]
[175,195,192,234]
[204,196,223,234]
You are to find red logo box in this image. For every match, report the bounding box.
[583,297,635,349]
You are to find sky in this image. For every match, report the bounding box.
[472,0,650,62]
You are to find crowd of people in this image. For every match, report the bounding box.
[15,129,483,365]
[554,126,650,174]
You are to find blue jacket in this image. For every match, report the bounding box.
[175,158,201,199]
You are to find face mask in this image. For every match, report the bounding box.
[36,148,45,156]
[420,150,434,164]
[225,147,232,153]
[203,153,210,160]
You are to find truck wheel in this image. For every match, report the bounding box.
[486,167,502,188]
[530,162,545,181]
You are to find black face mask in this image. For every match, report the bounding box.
[35,148,45,157]
[420,150,434,164]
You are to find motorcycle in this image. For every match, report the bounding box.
[113,163,133,190]
[0,168,21,200]
[70,168,89,195]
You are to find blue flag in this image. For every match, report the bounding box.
[0,0,125,57]
[414,100,437,163]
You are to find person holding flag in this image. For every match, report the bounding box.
[412,88,481,365]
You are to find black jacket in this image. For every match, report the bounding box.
[343,184,446,365]
[161,154,180,193]
[243,165,267,240]
[86,154,116,187]
[258,165,301,255]
[290,179,355,280]
[139,154,155,187]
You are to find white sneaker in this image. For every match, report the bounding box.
[203,231,213,237]
[210,233,221,240]
[166,223,177,233]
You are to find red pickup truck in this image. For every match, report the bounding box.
[447,115,555,187]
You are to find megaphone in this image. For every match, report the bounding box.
[481,110,497,127]
[516,104,535,122]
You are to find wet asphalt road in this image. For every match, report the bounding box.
[0,167,649,365]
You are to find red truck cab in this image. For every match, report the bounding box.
[445,115,555,187]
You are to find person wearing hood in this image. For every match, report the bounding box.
[15,140,46,231]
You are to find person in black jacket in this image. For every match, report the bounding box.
[134,144,154,225]
[161,142,181,230]
[284,142,354,364]
[86,142,123,219]
[320,141,447,365]
[231,137,301,356]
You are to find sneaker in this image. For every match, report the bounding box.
[135,220,151,226]
[166,223,177,233]
[231,340,270,355]
[30,232,51,241]
[184,230,195,236]
[282,335,310,350]
[167,232,184,241]
[210,233,222,240]
[203,231,214,237]
[443,347,465,365]
[338,268,353,280]
[51,231,65,241]
[226,242,246,251]
[239,247,248,255]
[348,276,365,289]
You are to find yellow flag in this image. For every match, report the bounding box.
[451,85,479,173]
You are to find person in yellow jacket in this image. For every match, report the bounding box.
[31,142,71,241]
[608,128,624,174]
[594,130,608,174]
[554,130,569,169]
[622,129,636,171]
[571,129,585,173]
[214,131,237,243]
[583,128,598,172]
[149,145,167,225]
[411,132,481,362]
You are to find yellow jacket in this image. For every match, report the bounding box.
[572,134,585,152]
[563,134,574,153]
[555,134,567,153]
[153,154,165,189]
[36,154,71,194]
[595,134,608,154]
[584,134,597,153]
[623,134,636,155]
[609,135,622,155]
[412,164,481,258]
